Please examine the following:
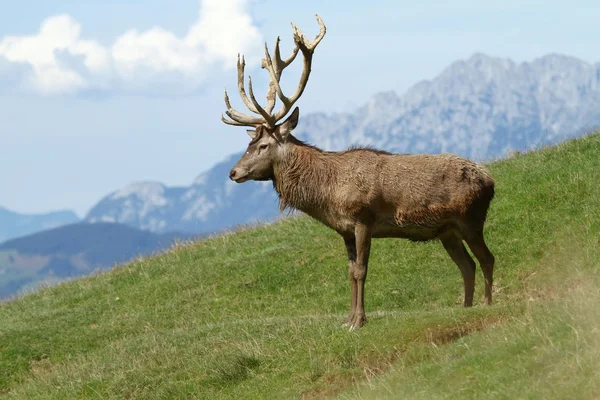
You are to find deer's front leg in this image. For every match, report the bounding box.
[349,222,372,331]
[343,236,357,327]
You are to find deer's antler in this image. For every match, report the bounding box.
[221,14,326,128]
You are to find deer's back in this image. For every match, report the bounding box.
[317,150,495,240]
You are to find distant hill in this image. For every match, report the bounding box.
[86,53,600,235]
[0,206,79,243]
[0,222,192,298]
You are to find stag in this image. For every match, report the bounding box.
[223,15,496,330]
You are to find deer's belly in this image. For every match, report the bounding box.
[372,224,439,241]
[304,208,356,235]
[303,207,450,241]
[372,217,449,241]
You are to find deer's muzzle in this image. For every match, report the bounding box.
[229,167,249,183]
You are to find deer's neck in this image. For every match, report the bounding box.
[272,139,337,213]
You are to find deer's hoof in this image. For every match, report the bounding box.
[341,313,354,328]
[347,314,366,331]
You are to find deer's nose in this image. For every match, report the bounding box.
[229,168,238,181]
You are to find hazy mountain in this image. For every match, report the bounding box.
[86,53,600,234]
[0,206,79,243]
[0,222,192,298]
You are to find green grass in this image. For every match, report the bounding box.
[1,133,600,399]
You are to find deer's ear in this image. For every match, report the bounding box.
[278,107,300,142]
[246,129,258,140]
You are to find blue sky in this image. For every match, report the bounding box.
[1,0,598,216]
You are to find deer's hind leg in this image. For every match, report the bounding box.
[343,236,358,327]
[464,231,495,305]
[440,231,477,307]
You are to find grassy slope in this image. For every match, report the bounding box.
[1,134,599,399]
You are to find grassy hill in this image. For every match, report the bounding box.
[1,133,599,399]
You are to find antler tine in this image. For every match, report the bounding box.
[281,43,300,67]
[296,14,325,51]
[247,76,275,127]
[314,14,327,47]
[261,37,300,73]
[271,36,300,69]
[221,114,250,126]
[236,54,260,114]
[263,44,291,109]
[262,39,279,114]
[223,88,264,127]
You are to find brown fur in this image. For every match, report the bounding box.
[273,137,495,241]
[229,110,496,330]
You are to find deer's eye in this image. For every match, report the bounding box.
[259,144,268,151]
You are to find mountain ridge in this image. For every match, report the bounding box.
[85,53,600,234]
[0,206,80,243]
[0,222,192,298]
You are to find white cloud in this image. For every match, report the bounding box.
[0,15,109,93]
[0,0,262,95]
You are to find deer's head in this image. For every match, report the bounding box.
[222,15,326,183]
[228,108,299,182]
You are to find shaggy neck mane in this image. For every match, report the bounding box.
[272,136,338,213]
